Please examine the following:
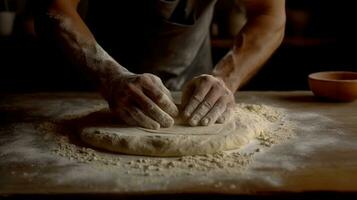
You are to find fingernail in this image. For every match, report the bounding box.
[217,117,225,124]
[183,111,190,119]
[172,107,179,117]
[202,118,210,126]
[152,123,160,130]
[162,117,174,128]
[189,116,199,126]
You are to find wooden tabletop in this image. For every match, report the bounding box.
[0,91,356,197]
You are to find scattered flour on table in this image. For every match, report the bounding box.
[2,94,352,191]
[36,103,296,177]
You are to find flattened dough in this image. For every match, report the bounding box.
[80,104,282,156]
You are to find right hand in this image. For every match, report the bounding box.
[105,73,179,129]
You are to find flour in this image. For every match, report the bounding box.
[29,103,296,178]
[3,91,356,194]
[0,94,296,181]
[39,121,253,175]
[79,104,294,157]
[0,94,309,192]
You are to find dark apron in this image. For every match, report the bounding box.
[86,0,217,90]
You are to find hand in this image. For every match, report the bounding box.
[181,74,235,126]
[105,73,179,129]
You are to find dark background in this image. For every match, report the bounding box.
[0,0,356,92]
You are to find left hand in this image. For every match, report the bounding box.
[181,74,235,126]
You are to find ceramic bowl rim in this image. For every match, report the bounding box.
[308,71,357,83]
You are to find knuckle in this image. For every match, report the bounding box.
[192,94,203,103]
[158,98,172,111]
[143,73,154,78]
[201,75,210,81]
[154,91,165,102]
[152,110,164,119]
[201,100,213,109]
[194,109,206,119]
[130,76,141,84]
[126,82,137,90]
[211,83,222,92]
[153,75,163,83]
[146,105,157,115]
[200,74,214,82]
[139,75,152,85]
[144,73,161,82]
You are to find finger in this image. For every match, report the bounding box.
[158,82,178,109]
[129,85,174,128]
[182,81,212,120]
[117,109,136,126]
[143,84,178,117]
[127,106,160,130]
[110,98,136,126]
[181,80,195,111]
[158,79,173,98]
[189,86,222,126]
[147,74,173,98]
[217,104,235,124]
[200,97,227,126]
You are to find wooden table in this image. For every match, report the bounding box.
[0,91,356,198]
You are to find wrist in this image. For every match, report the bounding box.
[212,74,240,93]
[94,63,134,103]
[211,49,244,92]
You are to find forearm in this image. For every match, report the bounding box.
[212,1,286,92]
[34,1,131,93]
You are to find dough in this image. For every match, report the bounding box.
[80,104,280,157]
[137,117,226,135]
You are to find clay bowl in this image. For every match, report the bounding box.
[308,71,357,102]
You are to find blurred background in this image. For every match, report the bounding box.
[0,0,356,92]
